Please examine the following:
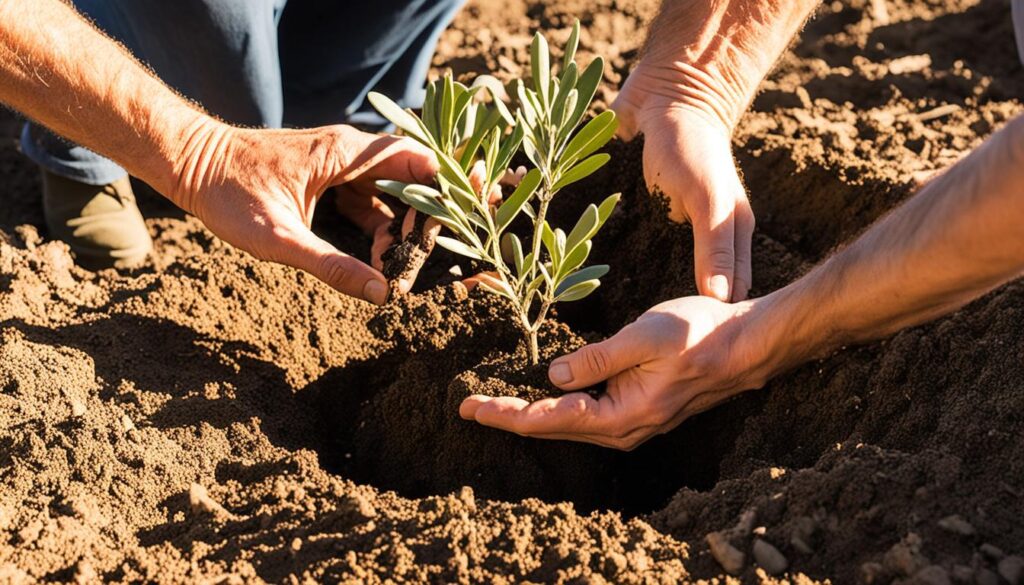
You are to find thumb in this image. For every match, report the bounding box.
[334,128,438,186]
[277,225,389,305]
[610,92,640,141]
[548,325,650,390]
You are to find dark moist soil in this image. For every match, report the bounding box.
[2,0,1024,583]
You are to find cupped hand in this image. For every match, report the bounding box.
[459,296,773,450]
[173,122,437,304]
[612,67,755,302]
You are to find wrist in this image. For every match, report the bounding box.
[155,110,233,216]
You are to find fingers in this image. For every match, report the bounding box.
[333,127,438,186]
[468,160,503,203]
[692,191,737,302]
[547,324,651,390]
[462,271,502,292]
[460,393,619,440]
[279,225,389,305]
[610,90,640,141]
[732,195,755,302]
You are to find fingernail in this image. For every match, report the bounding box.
[709,275,730,301]
[363,280,387,305]
[398,278,412,294]
[549,361,573,385]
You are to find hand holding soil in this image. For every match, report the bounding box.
[461,295,768,449]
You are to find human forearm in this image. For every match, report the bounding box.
[633,0,820,129]
[0,0,214,208]
[752,116,1024,376]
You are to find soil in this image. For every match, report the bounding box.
[2,0,1023,583]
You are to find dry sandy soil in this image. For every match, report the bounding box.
[2,0,1024,583]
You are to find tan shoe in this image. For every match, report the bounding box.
[42,171,153,270]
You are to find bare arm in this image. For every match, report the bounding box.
[461,116,1024,450]
[611,0,819,303]
[0,0,437,303]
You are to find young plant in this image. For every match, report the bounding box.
[368,20,620,366]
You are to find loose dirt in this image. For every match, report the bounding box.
[1,0,1023,583]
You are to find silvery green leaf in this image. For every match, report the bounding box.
[458,106,503,170]
[404,184,442,199]
[563,19,580,71]
[376,179,409,198]
[552,153,610,191]
[538,262,554,289]
[397,189,447,220]
[441,74,455,150]
[560,89,578,133]
[436,151,477,202]
[555,279,600,302]
[368,92,432,146]
[551,62,578,126]
[436,235,484,260]
[554,264,609,297]
[531,32,550,106]
[556,56,604,145]
[501,233,525,275]
[521,252,536,276]
[556,240,591,281]
[565,203,598,256]
[496,168,542,232]
[540,221,557,262]
[422,82,439,142]
[596,192,620,228]
[554,228,566,264]
[560,110,618,169]
[484,126,501,185]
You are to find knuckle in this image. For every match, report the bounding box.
[705,247,735,272]
[318,256,355,292]
[579,345,612,377]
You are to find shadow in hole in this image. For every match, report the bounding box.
[2,315,323,455]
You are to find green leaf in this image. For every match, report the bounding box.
[555,279,600,302]
[551,62,578,127]
[560,90,578,132]
[367,92,432,146]
[496,168,542,232]
[484,126,501,187]
[564,203,598,256]
[555,264,609,296]
[441,74,455,150]
[560,110,618,169]
[376,179,409,199]
[563,20,580,71]
[540,221,557,263]
[521,252,536,276]
[556,240,592,280]
[477,276,516,300]
[596,192,620,228]
[501,233,525,275]
[531,32,550,107]
[436,152,477,203]
[396,189,448,220]
[422,82,439,143]
[404,184,442,199]
[556,56,604,145]
[436,235,483,260]
[552,266,606,297]
[458,106,503,170]
[552,153,610,191]
[452,87,480,145]
[555,228,566,264]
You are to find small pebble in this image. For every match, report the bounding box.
[980,543,1005,561]
[604,552,628,576]
[752,539,788,575]
[70,398,87,418]
[290,538,302,553]
[74,560,97,585]
[998,555,1024,585]
[120,414,135,432]
[937,515,975,537]
[705,531,745,575]
[188,483,231,519]
[913,565,950,585]
[448,264,463,277]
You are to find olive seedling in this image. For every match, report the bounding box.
[368,20,619,365]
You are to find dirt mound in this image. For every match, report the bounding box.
[2,0,1023,583]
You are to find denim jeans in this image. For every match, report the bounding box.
[22,0,465,185]
[1015,0,1024,66]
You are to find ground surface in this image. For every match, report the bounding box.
[2,0,1023,583]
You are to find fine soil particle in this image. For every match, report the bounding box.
[2,0,1023,583]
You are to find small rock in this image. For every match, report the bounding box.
[884,533,928,576]
[998,556,1024,585]
[290,538,302,553]
[448,264,463,277]
[70,398,87,418]
[912,565,951,585]
[705,531,744,575]
[120,414,135,433]
[937,515,975,537]
[979,543,1005,561]
[188,483,231,519]
[949,564,973,584]
[752,539,788,575]
[457,486,476,513]
[733,509,757,537]
[74,560,97,585]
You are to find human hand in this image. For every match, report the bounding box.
[459,295,776,450]
[171,121,437,304]
[612,64,755,302]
